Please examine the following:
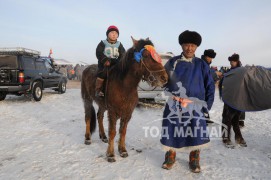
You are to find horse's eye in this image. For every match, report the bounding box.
[142,50,150,58]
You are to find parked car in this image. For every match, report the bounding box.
[0,47,67,101]
[137,52,174,102]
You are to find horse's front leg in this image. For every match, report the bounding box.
[97,108,108,143]
[106,113,117,162]
[118,119,129,158]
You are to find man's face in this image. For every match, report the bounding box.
[181,43,197,58]
[108,31,118,42]
[205,56,213,64]
[230,61,238,68]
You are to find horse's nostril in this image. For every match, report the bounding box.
[148,75,155,82]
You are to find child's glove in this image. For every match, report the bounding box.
[104,60,111,67]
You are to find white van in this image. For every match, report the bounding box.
[138,52,174,102]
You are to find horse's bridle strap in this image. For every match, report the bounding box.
[140,58,165,73]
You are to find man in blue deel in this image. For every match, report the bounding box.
[160,30,215,173]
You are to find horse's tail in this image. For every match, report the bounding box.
[82,95,97,134]
[89,104,97,133]
[81,66,97,133]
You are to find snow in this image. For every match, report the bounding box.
[1,89,271,179]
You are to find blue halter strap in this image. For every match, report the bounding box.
[134,48,145,63]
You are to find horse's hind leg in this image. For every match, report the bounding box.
[118,119,129,158]
[232,112,247,147]
[106,113,117,162]
[85,118,91,145]
[97,108,108,143]
[84,100,96,145]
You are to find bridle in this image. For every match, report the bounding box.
[140,55,166,84]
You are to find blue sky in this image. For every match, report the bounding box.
[0,0,270,66]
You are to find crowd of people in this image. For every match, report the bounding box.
[56,64,86,81]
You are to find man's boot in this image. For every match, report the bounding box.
[95,78,104,97]
[162,149,176,170]
[189,150,201,173]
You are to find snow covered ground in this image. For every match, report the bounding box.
[0,89,271,179]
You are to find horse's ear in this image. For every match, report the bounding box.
[131,36,138,48]
[146,37,149,41]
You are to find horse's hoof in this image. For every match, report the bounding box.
[107,156,116,162]
[119,151,128,158]
[85,139,91,145]
[101,138,108,143]
[100,135,108,143]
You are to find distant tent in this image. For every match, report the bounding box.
[222,66,271,111]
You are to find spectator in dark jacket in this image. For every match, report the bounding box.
[220,54,246,146]
[201,49,222,82]
[201,49,223,124]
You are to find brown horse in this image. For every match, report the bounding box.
[81,37,168,162]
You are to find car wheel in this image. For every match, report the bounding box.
[0,92,7,101]
[32,82,42,101]
[58,81,66,94]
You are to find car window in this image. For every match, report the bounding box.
[22,57,35,70]
[0,55,18,68]
[44,60,53,72]
[35,61,46,70]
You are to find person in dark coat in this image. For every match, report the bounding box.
[201,49,223,124]
[201,49,223,82]
[160,30,215,173]
[95,25,126,97]
[228,54,245,127]
[220,53,246,146]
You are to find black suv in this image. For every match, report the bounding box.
[0,47,67,101]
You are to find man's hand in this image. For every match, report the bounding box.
[104,60,111,67]
[216,71,223,78]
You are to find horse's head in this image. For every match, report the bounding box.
[131,36,168,87]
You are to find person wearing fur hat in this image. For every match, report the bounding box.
[228,53,242,68]
[95,25,126,97]
[161,30,215,173]
[201,49,222,124]
[219,53,246,132]
[201,49,222,82]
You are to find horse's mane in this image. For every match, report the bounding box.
[109,39,154,81]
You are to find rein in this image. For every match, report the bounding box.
[140,57,166,83]
[104,67,109,108]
